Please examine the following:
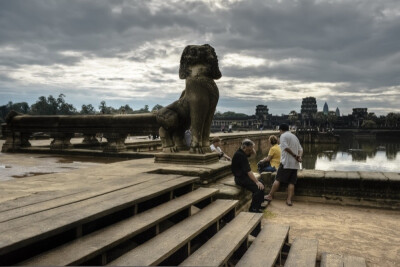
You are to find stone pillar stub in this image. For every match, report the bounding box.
[1,127,31,152]
[103,133,128,152]
[82,134,100,145]
[50,133,73,150]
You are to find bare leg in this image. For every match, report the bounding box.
[287,184,295,204]
[265,180,280,201]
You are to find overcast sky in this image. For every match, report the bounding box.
[0,0,399,116]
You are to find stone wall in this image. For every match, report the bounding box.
[214,131,278,158]
[261,170,400,209]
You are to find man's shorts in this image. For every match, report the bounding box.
[275,164,298,184]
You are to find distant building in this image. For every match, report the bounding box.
[255,105,269,128]
[211,113,257,131]
[300,97,317,126]
[211,104,289,131]
[335,107,340,117]
[211,99,373,132]
[323,102,329,115]
[352,108,368,127]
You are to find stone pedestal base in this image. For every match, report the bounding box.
[154,152,219,165]
[82,134,100,145]
[1,127,31,152]
[103,133,127,153]
[50,133,73,150]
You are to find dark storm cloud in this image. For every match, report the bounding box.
[0,0,399,115]
[215,0,400,88]
[0,0,199,66]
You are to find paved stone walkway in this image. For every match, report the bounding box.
[265,200,400,267]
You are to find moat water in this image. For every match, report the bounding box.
[250,134,400,173]
[1,133,399,181]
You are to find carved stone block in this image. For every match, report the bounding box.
[154,151,219,165]
[50,133,73,150]
[82,134,100,145]
[103,133,127,152]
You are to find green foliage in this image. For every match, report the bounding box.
[132,105,150,114]
[118,104,134,114]
[367,112,377,122]
[386,112,400,127]
[361,120,377,128]
[98,101,113,114]
[80,104,96,115]
[0,101,30,121]
[151,104,164,112]
[30,94,76,115]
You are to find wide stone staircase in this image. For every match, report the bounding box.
[0,172,367,266]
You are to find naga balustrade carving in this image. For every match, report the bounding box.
[1,111,159,153]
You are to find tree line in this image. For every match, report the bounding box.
[0,94,164,123]
[1,94,399,128]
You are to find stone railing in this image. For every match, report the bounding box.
[1,111,159,153]
[261,169,400,209]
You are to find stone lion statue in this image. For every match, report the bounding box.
[156,44,221,154]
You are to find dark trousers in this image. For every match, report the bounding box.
[235,177,264,211]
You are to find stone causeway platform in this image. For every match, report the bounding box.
[0,158,374,266]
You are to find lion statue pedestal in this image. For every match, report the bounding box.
[154,151,219,165]
[154,44,221,165]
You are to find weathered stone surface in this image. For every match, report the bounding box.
[292,170,400,202]
[1,113,160,152]
[382,172,400,181]
[150,159,231,184]
[347,171,361,179]
[260,172,273,188]
[325,171,350,179]
[359,171,387,181]
[156,44,221,154]
[209,183,243,199]
[217,176,236,187]
[103,133,128,152]
[50,133,73,150]
[298,169,324,179]
[154,151,219,165]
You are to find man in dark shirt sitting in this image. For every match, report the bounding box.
[231,139,265,213]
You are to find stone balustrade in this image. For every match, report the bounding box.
[1,112,159,153]
[261,170,400,208]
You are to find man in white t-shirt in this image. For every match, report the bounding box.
[264,123,303,206]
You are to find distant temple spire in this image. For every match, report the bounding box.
[335,107,340,117]
[323,102,329,115]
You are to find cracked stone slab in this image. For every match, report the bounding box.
[298,170,325,179]
[382,172,400,181]
[359,171,387,181]
[325,171,349,179]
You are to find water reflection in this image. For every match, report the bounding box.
[305,135,400,172]
[247,134,400,172]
